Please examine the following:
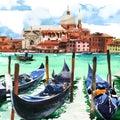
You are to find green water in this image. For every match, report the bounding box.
[0,52,120,120]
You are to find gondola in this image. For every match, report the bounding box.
[86,64,120,120]
[15,53,34,61]
[0,63,45,102]
[10,60,71,120]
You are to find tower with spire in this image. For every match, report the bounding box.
[66,5,70,15]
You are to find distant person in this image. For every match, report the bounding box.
[24,49,28,57]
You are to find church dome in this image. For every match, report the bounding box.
[61,14,75,25]
[61,6,75,25]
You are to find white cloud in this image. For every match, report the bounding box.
[0,0,120,38]
[80,0,119,8]
[25,0,68,16]
[0,11,28,33]
[23,8,51,26]
[83,23,120,38]
[0,0,18,9]
[98,4,120,19]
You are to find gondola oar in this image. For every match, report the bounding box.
[90,56,97,119]
[11,63,19,120]
[70,52,75,102]
[45,56,49,84]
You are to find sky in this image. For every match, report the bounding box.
[0,0,120,38]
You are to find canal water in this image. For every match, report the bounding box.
[0,52,120,120]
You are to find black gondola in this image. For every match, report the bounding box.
[86,64,120,120]
[15,53,34,61]
[10,60,71,120]
[0,63,45,102]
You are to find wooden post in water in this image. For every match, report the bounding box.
[107,50,112,85]
[70,52,75,102]
[90,56,97,119]
[11,63,19,120]
[45,56,49,84]
[8,56,11,74]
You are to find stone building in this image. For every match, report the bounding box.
[22,26,42,50]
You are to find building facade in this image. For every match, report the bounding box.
[22,7,91,53]
[22,27,42,50]
[90,32,114,53]
[108,39,120,53]
[0,36,22,52]
[0,36,12,52]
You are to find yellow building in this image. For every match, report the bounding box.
[107,39,120,53]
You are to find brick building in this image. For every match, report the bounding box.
[0,36,11,52]
[90,32,114,53]
[0,36,22,52]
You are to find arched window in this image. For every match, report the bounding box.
[30,40,34,45]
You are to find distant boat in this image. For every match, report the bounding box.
[82,52,92,55]
[15,53,34,61]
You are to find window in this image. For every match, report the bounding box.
[2,38,4,42]
[30,40,34,45]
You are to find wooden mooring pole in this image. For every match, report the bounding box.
[90,56,97,120]
[107,50,112,85]
[45,56,49,84]
[8,56,11,74]
[11,63,19,120]
[70,52,75,102]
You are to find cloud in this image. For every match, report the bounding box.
[0,0,17,10]
[83,23,120,38]
[0,26,21,38]
[23,7,52,27]
[0,0,120,38]
[0,0,31,10]
[98,4,120,20]
[0,11,27,33]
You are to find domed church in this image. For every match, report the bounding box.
[22,6,90,53]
